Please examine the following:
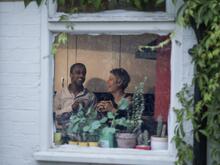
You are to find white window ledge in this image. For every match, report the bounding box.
[48,10,175,35]
[34,145,175,165]
[49,10,175,22]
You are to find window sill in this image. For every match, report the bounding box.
[47,10,175,35]
[49,10,175,22]
[34,145,175,165]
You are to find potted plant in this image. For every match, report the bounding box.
[135,130,151,150]
[113,79,146,148]
[67,104,105,147]
[150,115,168,150]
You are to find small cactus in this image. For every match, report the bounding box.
[142,130,149,145]
[156,115,163,137]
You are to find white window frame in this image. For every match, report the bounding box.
[34,0,187,164]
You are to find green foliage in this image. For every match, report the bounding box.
[174,0,220,164]
[112,78,146,133]
[23,0,44,7]
[172,84,194,165]
[52,32,68,56]
[67,104,104,142]
[156,115,163,137]
[22,0,165,11]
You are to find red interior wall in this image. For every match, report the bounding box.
[154,35,171,122]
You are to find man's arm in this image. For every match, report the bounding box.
[54,91,73,117]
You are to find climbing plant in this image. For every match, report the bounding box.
[172,0,220,164]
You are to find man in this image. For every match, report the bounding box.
[54,63,96,141]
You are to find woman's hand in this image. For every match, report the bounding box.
[96,100,116,112]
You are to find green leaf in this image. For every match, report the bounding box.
[172,0,177,5]
[199,129,208,137]
[24,0,32,7]
[36,0,43,6]
[107,112,114,119]
[118,98,129,110]
[57,0,65,6]
[155,0,164,6]
[83,126,90,132]
[100,117,107,123]
[91,121,101,130]
[93,0,101,10]
[133,0,142,10]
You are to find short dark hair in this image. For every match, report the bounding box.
[110,68,130,90]
[70,63,86,74]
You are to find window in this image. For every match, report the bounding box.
[53,33,172,146]
[34,1,187,164]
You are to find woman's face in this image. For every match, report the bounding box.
[106,73,120,93]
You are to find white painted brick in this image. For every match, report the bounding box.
[0,73,40,86]
[0,49,40,63]
[0,62,40,73]
[0,37,40,49]
[0,25,23,37]
[12,122,39,135]
[0,2,42,165]
[0,110,39,123]
[183,38,197,54]
[0,12,41,25]
[0,87,40,98]
[22,25,41,37]
[0,99,40,110]
[0,2,15,13]
[183,27,196,39]
[0,2,29,13]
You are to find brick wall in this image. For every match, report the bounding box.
[0,2,41,165]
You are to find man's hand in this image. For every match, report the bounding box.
[72,101,80,111]
[96,100,116,112]
[72,100,87,111]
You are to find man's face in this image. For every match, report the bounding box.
[70,66,86,86]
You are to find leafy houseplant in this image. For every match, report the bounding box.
[67,104,106,145]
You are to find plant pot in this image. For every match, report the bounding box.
[99,131,114,148]
[116,133,137,148]
[78,142,88,147]
[151,136,168,150]
[54,132,62,145]
[68,141,78,145]
[88,142,99,147]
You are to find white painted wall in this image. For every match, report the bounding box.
[0,2,41,165]
[0,1,197,165]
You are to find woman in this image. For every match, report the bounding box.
[96,68,131,116]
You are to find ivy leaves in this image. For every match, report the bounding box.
[175,0,220,164]
[24,0,43,7]
[172,84,194,165]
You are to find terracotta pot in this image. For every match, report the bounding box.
[116,133,137,148]
[151,136,168,150]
